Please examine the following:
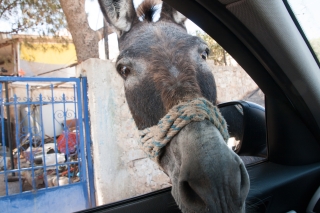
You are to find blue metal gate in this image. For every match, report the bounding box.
[0,77,95,213]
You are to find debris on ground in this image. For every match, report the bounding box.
[0,119,81,196]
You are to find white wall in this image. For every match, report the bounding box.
[76,59,171,205]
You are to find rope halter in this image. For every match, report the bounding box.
[139,98,229,164]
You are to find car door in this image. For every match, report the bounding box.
[166,1,320,212]
[79,0,320,213]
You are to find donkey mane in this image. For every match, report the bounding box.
[136,0,161,22]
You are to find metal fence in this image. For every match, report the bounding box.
[0,77,94,212]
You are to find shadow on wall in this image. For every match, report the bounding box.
[207,60,265,107]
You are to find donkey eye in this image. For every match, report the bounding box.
[201,49,209,60]
[118,65,131,79]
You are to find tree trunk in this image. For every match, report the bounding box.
[59,0,100,62]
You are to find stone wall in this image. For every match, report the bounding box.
[77,59,264,206]
[207,61,264,106]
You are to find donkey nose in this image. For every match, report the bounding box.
[216,156,249,212]
[165,120,250,212]
[177,155,250,212]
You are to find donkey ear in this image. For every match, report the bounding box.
[98,0,137,36]
[160,2,187,28]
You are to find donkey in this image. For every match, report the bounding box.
[98,0,250,212]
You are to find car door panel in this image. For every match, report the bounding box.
[77,188,181,213]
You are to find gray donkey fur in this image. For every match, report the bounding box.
[98,0,250,212]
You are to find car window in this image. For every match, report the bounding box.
[194,30,266,154]
[100,19,266,201]
[1,2,268,211]
[195,31,265,107]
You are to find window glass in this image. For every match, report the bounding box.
[194,30,266,157]
[195,31,265,107]
[0,0,268,211]
[287,0,320,61]
[89,21,266,207]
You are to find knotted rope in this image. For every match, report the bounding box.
[139,97,229,163]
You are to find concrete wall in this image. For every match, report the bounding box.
[76,59,170,205]
[76,59,264,206]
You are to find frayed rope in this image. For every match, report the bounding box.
[139,98,229,163]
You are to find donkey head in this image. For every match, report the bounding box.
[98,1,250,212]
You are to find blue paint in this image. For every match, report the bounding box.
[0,83,9,196]
[0,183,86,213]
[75,79,90,208]
[39,94,49,189]
[0,77,94,211]
[13,94,23,193]
[82,77,96,207]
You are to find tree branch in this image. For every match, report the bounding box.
[96,27,104,41]
[95,25,114,41]
[0,0,19,18]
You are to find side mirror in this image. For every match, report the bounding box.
[218,101,267,159]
